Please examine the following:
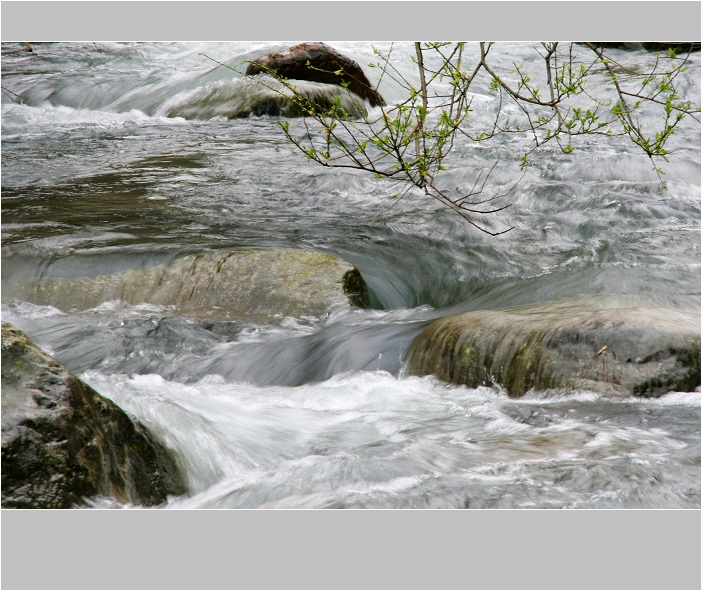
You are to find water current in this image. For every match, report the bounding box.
[1,42,700,508]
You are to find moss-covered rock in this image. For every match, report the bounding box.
[6,248,370,323]
[1,322,187,508]
[406,300,701,397]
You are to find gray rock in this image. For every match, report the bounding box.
[8,248,370,323]
[406,299,701,397]
[1,322,187,508]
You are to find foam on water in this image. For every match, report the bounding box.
[1,102,179,137]
[2,301,65,320]
[76,368,700,509]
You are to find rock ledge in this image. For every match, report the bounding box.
[406,300,701,397]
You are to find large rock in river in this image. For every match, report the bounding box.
[1,322,187,508]
[406,300,701,397]
[245,42,386,108]
[9,248,370,323]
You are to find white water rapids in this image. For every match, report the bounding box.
[1,41,700,508]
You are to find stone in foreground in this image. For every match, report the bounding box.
[406,300,701,397]
[2,322,187,508]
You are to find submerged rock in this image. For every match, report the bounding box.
[165,76,368,120]
[245,42,386,108]
[406,300,701,397]
[1,322,187,508]
[11,248,370,323]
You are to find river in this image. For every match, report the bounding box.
[1,41,700,508]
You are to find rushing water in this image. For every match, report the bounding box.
[2,42,700,508]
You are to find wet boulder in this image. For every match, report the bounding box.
[1,322,187,508]
[406,300,701,397]
[245,42,386,108]
[10,248,370,323]
[165,76,369,120]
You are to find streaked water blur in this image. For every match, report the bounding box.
[2,42,699,508]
